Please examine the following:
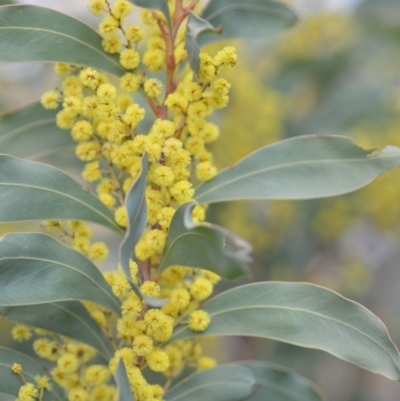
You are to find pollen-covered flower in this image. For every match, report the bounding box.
[18,383,38,401]
[88,241,109,261]
[140,281,161,297]
[152,165,175,187]
[57,353,79,374]
[144,78,163,98]
[115,206,128,227]
[132,335,154,356]
[82,161,101,182]
[11,324,32,342]
[120,49,140,69]
[188,310,211,332]
[170,180,194,204]
[97,83,117,102]
[146,349,170,372]
[40,90,59,109]
[88,0,106,16]
[80,67,100,90]
[11,363,22,374]
[34,375,52,391]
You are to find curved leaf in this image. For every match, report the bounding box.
[115,359,135,401]
[165,364,256,401]
[0,346,64,401]
[129,0,171,29]
[172,282,400,381]
[195,135,400,204]
[0,102,72,160]
[0,301,113,359]
[0,232,120,315]
[0,5,123,75]
[118,156,164,307]
[186,12,221,75]
[241,361,327,401]
[119,156,148,282]
[185,0,296,73]
[0,154,122,233]
[158,202,251,280]
[200,0,297,43]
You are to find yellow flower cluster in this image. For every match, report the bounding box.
[42,220,109,262]
[29,1,240,400]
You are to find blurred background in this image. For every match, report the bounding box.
[2,0,400,399]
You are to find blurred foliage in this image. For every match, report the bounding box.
[210,5,400,297]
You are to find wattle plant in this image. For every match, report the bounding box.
[1,1,400,401]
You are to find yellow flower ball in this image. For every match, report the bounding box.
[40,90,59,109]
[120,49,140,69]
[146,349,170,372]
[114,206,128,227]
[188,310,211,332]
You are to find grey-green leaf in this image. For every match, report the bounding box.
[200,0,297,43]
[158,202,251,280]
[165,364,256,401]
[185,12,222,75]
[0,5,123,75]
[172,282,400,381]
[195,135,400,204]
[0,233,120,315]
[119,155,148,282]
[118,156,164,307]
[129,0,171,29]
[0,154,122,233]
[115,359,135,401]
[0,346,64,401]
[241,361,327,401]
[185,0,296,74]
[0,301,113,359]
[0,102,72,160]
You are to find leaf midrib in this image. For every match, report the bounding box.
[0,255,119,311]
[0,26,122,71]
[159,231,213,270]
[0,118,56,143]
[52,302,112,358]
[195,153,397,202]
[0,182,117,229]
[256,378,314,401]
[167,378,253,401]
[206,3,290,22]
[173,304,399,373]
[0,349,64,401]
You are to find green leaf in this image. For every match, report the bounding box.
[0,346,64,401]
[0,102,72,160]
[158,202,251,280]
[0,5,123,75]
[115,359,135,401]
[241,361,327,401]
[129,0,171,29]
[119,156,148,282]
[195,135,400,204]
[0,154,122,233]
[185,12,222,75]
[0,301,113,359]
[0,233,120,315]
[172,282,400,381]
[165,364,256,401]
